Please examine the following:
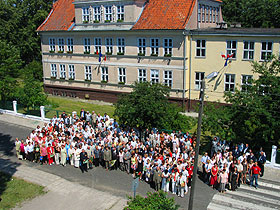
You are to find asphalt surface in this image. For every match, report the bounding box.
[0,120,217,210]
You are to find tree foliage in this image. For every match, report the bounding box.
[222,0,280,28]
[202,55,280,148]
[114,82,194,132]
[124,190,179,210]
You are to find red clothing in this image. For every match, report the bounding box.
[187,165,194,178]
[251,165,261,175]
[210,166,218,186]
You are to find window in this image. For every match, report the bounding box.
[117,38,125,54]
[84,38,90,53]
[105,38,113,54]
[216,7,219,23]
[118,68,126,83]
[213,8,216,23]
[202,5,205,22]
[196,40,206,57]
[150,38,159,55]
[101,66,108,82]
[209,7,212,23]
[117,5,124,21]
[150,69,159,84]
[50,64,57,78]
[85,66,92,81]
[105,6,112,21]
[58,38,64,52]
[243,41,254,60]
[226,41,237,59]
[225,74,235,92]
[241,75,252,92]
[94,38,102,54]
[49,38,55,52]
[138,69,147,82]
[261,41,273,61]
[163,71,172,87]
[198,4,201,22]
[82,7,90,22]
[93,6,101,22]
[68,65,75,80]
[195,72,205,90]
[67,38,73,52]
[163,38,172,56]
[138,38,146,55]
[59,64,66,79]
[206,6,209,22]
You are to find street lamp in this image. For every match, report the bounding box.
[188,71,218,210]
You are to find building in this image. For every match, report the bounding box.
[37,0,280,110]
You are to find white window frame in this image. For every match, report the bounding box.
[260,41,273,61]
[105,38,113,54]
[59,64,66,79]
[195,72,205,90]
[93,6,101,22]
[224,74,235,92]
[101,66,109,82]
[118,67,126,83]
[163,70,173,88]
[94,38,102,54]
[117,5,124,21]
[138,69,147,82]
[104,6,112,21]
[241,75,253,92]
[226,40,237,59]
[117,38,125,54]
[150,69,159,84]
[67,38,73,52]
[50,64,57,78]
[49,38,55,52]
[163,38,172,56]
[58,38,64,52]
[68,64,75,80]
[243,41,254,60]
[202,5,205,22]
[198,4,201,22]
[84,38,90,53]
[196,40,206,57]
[138,38,146,55]
[150,38,159,55]
[85,66,92,81]
[82,7,90,22]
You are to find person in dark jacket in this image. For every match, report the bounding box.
[80,149,89,173]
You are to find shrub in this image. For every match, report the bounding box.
[124,191,179,210]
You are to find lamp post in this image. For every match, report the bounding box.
[188,71,218,210]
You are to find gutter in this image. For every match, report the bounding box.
[188,32,193,112]
[182,31,187,110]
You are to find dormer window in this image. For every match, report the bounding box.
[82,7,90,23]
[93,6,101,22]
[105,6,112,22]
[117,5,124,21]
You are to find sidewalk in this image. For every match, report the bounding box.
[0,157,126,210]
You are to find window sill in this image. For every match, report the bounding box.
[242,59,254,61]
[195,56,206,59]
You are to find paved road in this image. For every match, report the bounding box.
[0,120,217,210]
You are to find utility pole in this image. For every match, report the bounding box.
[188,79,205,210]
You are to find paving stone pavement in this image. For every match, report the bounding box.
[0,157,127,210]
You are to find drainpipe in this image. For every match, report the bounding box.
[188,33,193,112]
[182,31,187,110]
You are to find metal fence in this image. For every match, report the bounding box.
[0,101,13,111]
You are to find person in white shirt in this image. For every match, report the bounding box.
[177,172,187,197]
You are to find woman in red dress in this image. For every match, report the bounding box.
[210,163,218,189]
[47,143,54,165]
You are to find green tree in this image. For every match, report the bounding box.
[0,40,21,102]
[114,82,194,133]
[222,0,280,28]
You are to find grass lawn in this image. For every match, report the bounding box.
[0,172,45,210]
[46,96,115,119]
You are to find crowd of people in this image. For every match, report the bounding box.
[14,108,266,198]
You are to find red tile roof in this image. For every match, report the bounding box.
[132,0,196,30]
[37,0,75,31]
